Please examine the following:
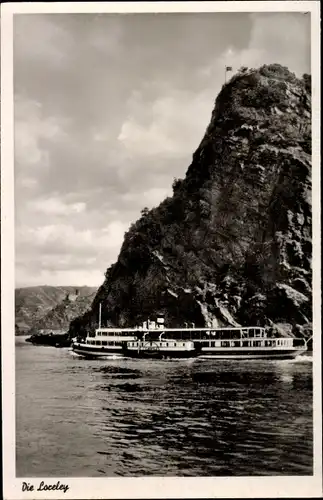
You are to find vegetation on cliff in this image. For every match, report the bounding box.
[69,64,312,340]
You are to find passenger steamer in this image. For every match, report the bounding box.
[72,310,307,360]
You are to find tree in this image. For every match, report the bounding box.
[172,177,183,192]
[141,207,150,217]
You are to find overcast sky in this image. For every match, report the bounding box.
[14,11,310,288]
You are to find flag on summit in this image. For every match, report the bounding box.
[226,66,233,72]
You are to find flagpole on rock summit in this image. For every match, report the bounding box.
[225,66,232,84]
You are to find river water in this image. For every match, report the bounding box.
[16,336,313,477]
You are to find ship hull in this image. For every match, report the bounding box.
[122,348,196,359]
[199,347,307,359]
[72,343,307,360]
[72,344,123,359]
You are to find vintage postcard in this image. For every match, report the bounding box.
[1,1,321,499]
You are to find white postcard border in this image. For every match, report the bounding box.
[1,2,321,499]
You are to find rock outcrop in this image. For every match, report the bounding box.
[69,64,312,340]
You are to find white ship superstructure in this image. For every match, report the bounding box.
[72,310,308,360]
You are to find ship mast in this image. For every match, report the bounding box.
[99,303,102,329]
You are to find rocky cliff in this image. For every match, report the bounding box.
[69,64,312,339]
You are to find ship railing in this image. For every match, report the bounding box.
[94,326,268,342]
[152,327,266,341]
[294,337,308,347]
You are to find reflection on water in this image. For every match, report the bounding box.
[16,337,313,477]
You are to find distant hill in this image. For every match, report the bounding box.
[31,290,97,332]
[15,286,97,334]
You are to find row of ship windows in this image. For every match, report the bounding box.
[128,342,186,347]
[87,340,120,346]
[94,332,131,338]
[86,339,293,347]
[210,339,293,347]
[87,340,187,347]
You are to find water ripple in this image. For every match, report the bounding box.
[15,338,313,477]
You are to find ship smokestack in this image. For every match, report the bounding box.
[157,313,165,329]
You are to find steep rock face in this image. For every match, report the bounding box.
[70,65,311,338]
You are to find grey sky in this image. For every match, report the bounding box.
[14,12,310,287]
